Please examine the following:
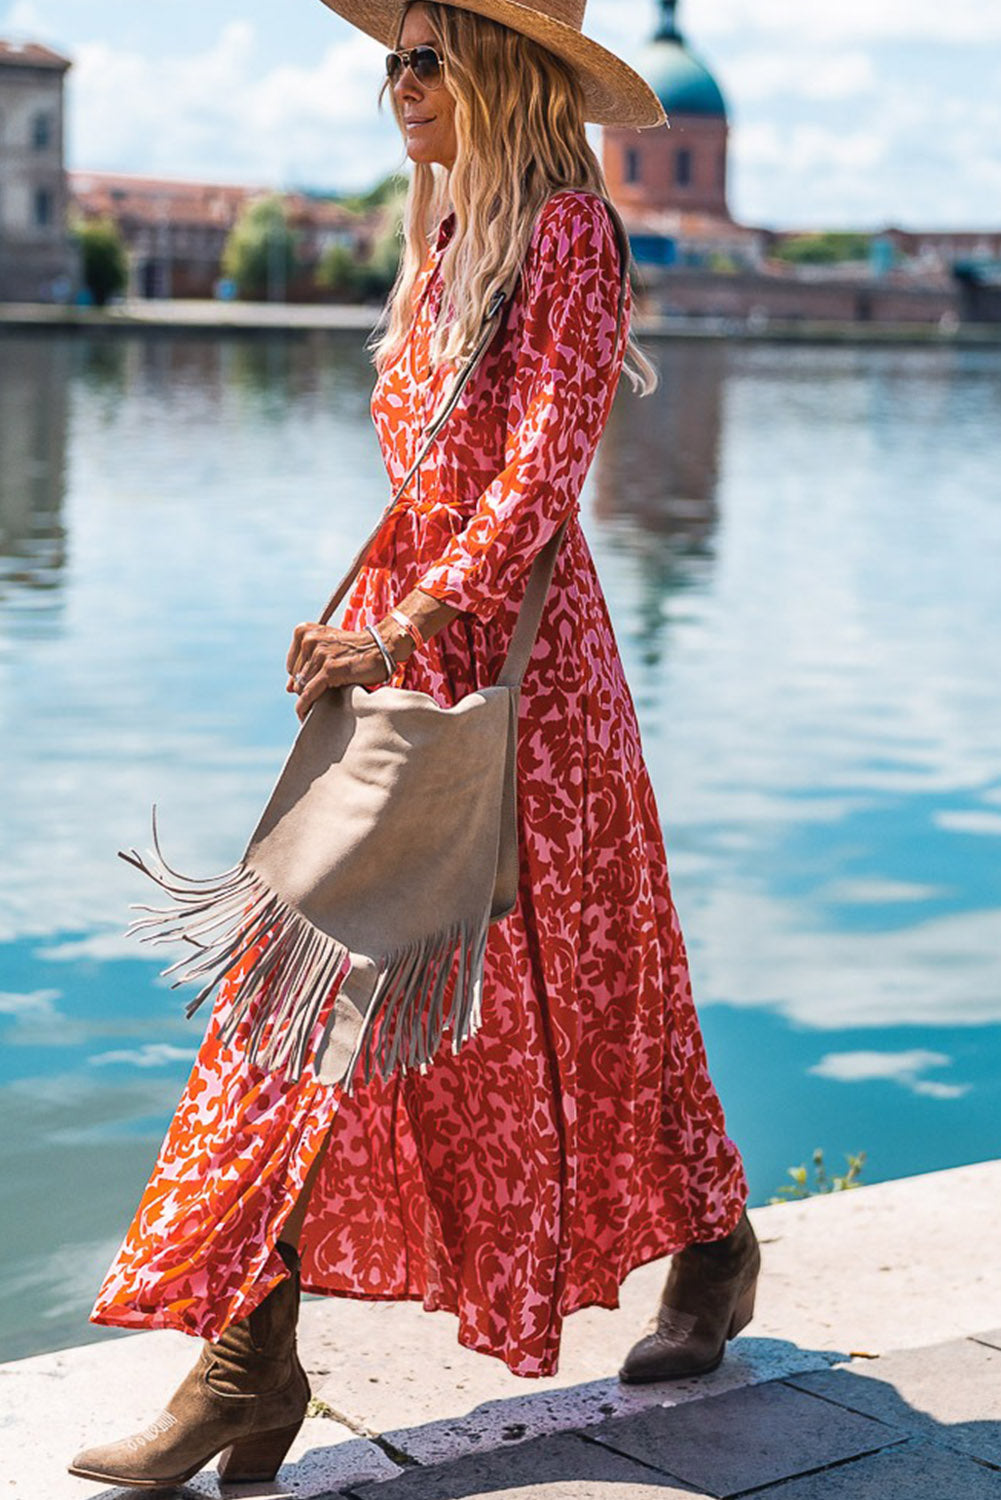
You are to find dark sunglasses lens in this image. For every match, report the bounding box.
[412,47,442,84]
[386,47,442,85]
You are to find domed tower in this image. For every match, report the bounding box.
[603,0,731,221]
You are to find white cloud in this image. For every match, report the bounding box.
[691,0,1001,44]
[89,1042,195,1068]
[934,811,1001,838]
[809,1049,972,1099]
[692,891,1001,1031]
[0,988,62,1018]
[738,120,886,175]
[35,932,139,963]
[67,22,403,189]
[820,880,947,906]
[4,0,43,28]
[729,77,1001,226]
[724,48,877,103]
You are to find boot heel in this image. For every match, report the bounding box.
[727,1276,756,1340]
[217,1421,302,1483]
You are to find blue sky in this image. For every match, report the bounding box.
[3,0,999,230]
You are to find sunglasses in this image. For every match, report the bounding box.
[385,44,446,88]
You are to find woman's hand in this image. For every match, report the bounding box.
[286,623,394,722]
[285,591,458,723]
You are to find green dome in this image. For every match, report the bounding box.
[639,1,727,118]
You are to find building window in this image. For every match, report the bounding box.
[624,147,642,185]
[675,148,692,187]
[32,111,53,150]
[34,187,54,228]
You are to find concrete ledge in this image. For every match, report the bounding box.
[2,298,1001,343]
[0,300,379,332]
[2,1158,999,1497]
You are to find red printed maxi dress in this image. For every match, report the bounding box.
[91,190,749,1379]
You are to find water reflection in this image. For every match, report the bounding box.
[596,342,725,544]
[0,337,69,598]
[594,343,726,668]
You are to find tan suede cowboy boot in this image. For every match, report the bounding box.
[68,1241,311,1488]
[618,1207,760,1383]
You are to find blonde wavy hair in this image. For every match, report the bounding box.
[368,1,659,396]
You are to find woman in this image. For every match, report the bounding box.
[69,1,759,1488]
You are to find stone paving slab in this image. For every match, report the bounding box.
[742,1436,1001,1499]
[347,1430,706,1500]
[588,1379,905,1499]
[786,1335,1001,1469]
[306,1158,1001,1464]
[371,1340,836,1468]
[305,1281,838,1466]
[0,1333,398,1500]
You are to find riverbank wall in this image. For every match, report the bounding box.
[3,297,1001,345]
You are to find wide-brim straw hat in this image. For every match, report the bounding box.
[317,0,668,129]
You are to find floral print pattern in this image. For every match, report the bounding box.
[90,191,748,1378]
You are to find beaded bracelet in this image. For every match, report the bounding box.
[389,606,426,652]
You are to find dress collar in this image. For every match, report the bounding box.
[435,210,456,252]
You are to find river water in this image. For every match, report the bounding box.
[1,330,999,1362]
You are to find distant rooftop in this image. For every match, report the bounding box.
[0,38,71,71]
[70,170,367,231]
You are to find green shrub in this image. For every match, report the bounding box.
[769,1147,867,1202]
[72,217,128,306]
[771,232,873,265]
[316,214,402,302]
[222,197,298,300]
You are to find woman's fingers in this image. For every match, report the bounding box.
[287,621,329,677]
[295,660,334,721]
[288,624,335,686]
[286,621,311,675]
[289,630,386,718]
[287,662,314,695]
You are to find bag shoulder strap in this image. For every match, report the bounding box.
[318,281,507,627]
[319,193,632,687]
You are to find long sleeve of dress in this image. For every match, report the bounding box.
[414,191,627,621]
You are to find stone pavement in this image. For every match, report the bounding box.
[3,1158,999,1498]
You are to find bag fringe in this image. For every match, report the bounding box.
[119,808,491,1090]
[340,909,489,1090]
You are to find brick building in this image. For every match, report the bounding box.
[0,40,77,301]
[603,1,761,273]
[70,171,382,300]
[603,1,999,325]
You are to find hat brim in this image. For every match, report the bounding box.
[317,0,667,128]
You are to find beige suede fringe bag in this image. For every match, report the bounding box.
[120,195,630,1095]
